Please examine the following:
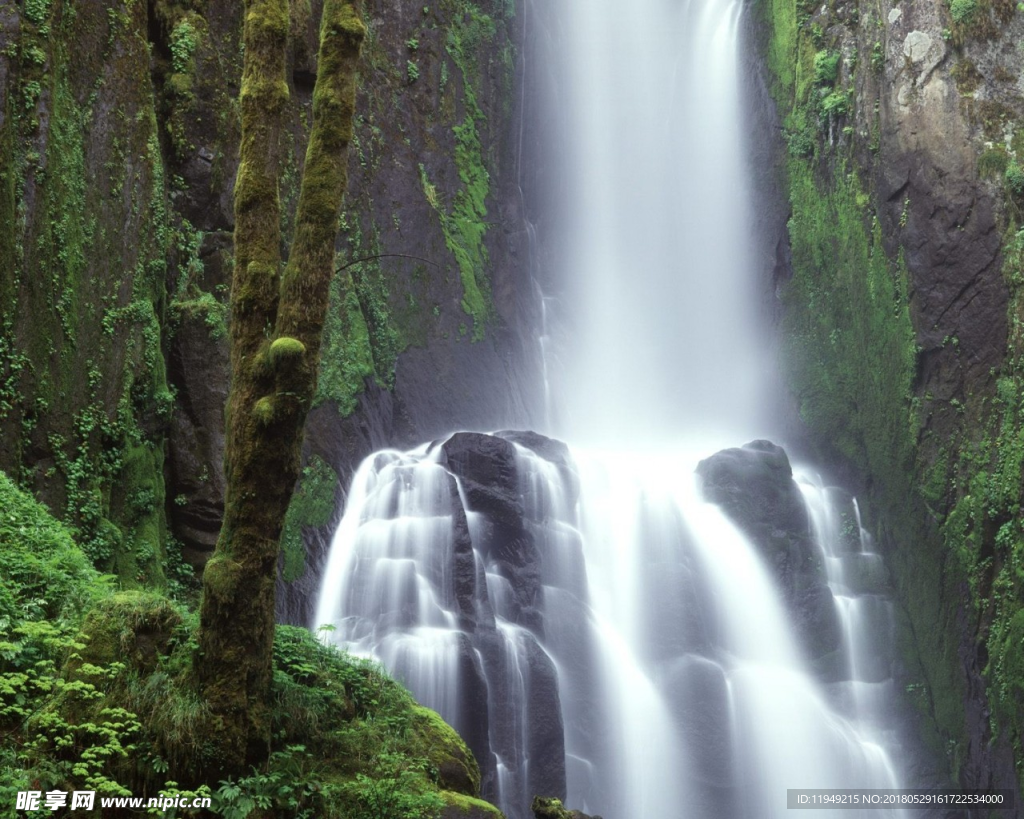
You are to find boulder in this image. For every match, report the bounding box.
[696,441,841,662]
[531,796,601,819]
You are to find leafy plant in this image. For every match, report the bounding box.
[820,90,850,118]
[813,50,840,85]
[342,751,444,819]
[950,0,978,24]
[1007,161,1024,199]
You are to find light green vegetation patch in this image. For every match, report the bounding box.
[280,455,339,582]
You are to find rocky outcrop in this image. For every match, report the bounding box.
[386,429,568,814]
[531,796,600,819]
[758,0,1024,799]
[697,440,841,663]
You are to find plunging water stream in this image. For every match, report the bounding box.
[315,0,911,815]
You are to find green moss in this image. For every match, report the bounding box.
[170,291,228,340]
[72,591,183,674]
[416,1,499,342]
[979,147,1011,179]
[783,163,917,474]
[407,705,481,795]
[444,791,506,818]
[253,395,277,425]
[260,626,499,815]
[270,335,307,361]
[280,455,339,582]
[111,442,168,587]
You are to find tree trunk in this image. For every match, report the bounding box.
[197,0,365,773]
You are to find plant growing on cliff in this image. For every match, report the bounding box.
[1007,161,1024,200]
[196,0,365,775]
[950,0,979,24]
[813,50,840,85]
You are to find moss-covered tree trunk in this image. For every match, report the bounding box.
[197,0,364,772]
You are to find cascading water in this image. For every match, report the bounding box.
[315,438,910,817]
[315,0,915,816]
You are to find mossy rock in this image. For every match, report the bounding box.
[531,795,600,819]
[406,704,481,796]
[72,591,183,674]
[442,791,506,819]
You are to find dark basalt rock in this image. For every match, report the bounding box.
[441,430,571,811]
[442,432,524,528]
[696,440,812,581]
[696,440,841,662]
[663,654,738,819]
[441,432,545,632]
[495,430,581,506]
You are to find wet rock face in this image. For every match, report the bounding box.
[696,440,841,663]
[440,430,568,811]
[442,432,542,632]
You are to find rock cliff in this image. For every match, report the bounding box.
[0,0,541,614]
[757,0,1024,795]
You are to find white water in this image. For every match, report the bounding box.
[314,0,912,815]
[550,0,769,444]
[314,442,909,818]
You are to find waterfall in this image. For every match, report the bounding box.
[314,0,913,816]
[315,438,908,818]
[549,0,768,443]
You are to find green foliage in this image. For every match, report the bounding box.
[950,0,979,24]
[213,746,321,819]
[407,60,420,83]
[280,456,339,582]
[1007,161,1024,199]
[203,626,485,819]
[0,494,177,801]
[0,470,109,627]
[169,18,200,75]
[820,90,850,118]
[340,751,445,819]
[978,148,1011,179]
[24,0,51,26]
[870,42,884,73]
[813,50,840,85]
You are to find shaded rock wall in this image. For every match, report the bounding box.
[758,0,1024,796]
[0,0,540,605]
